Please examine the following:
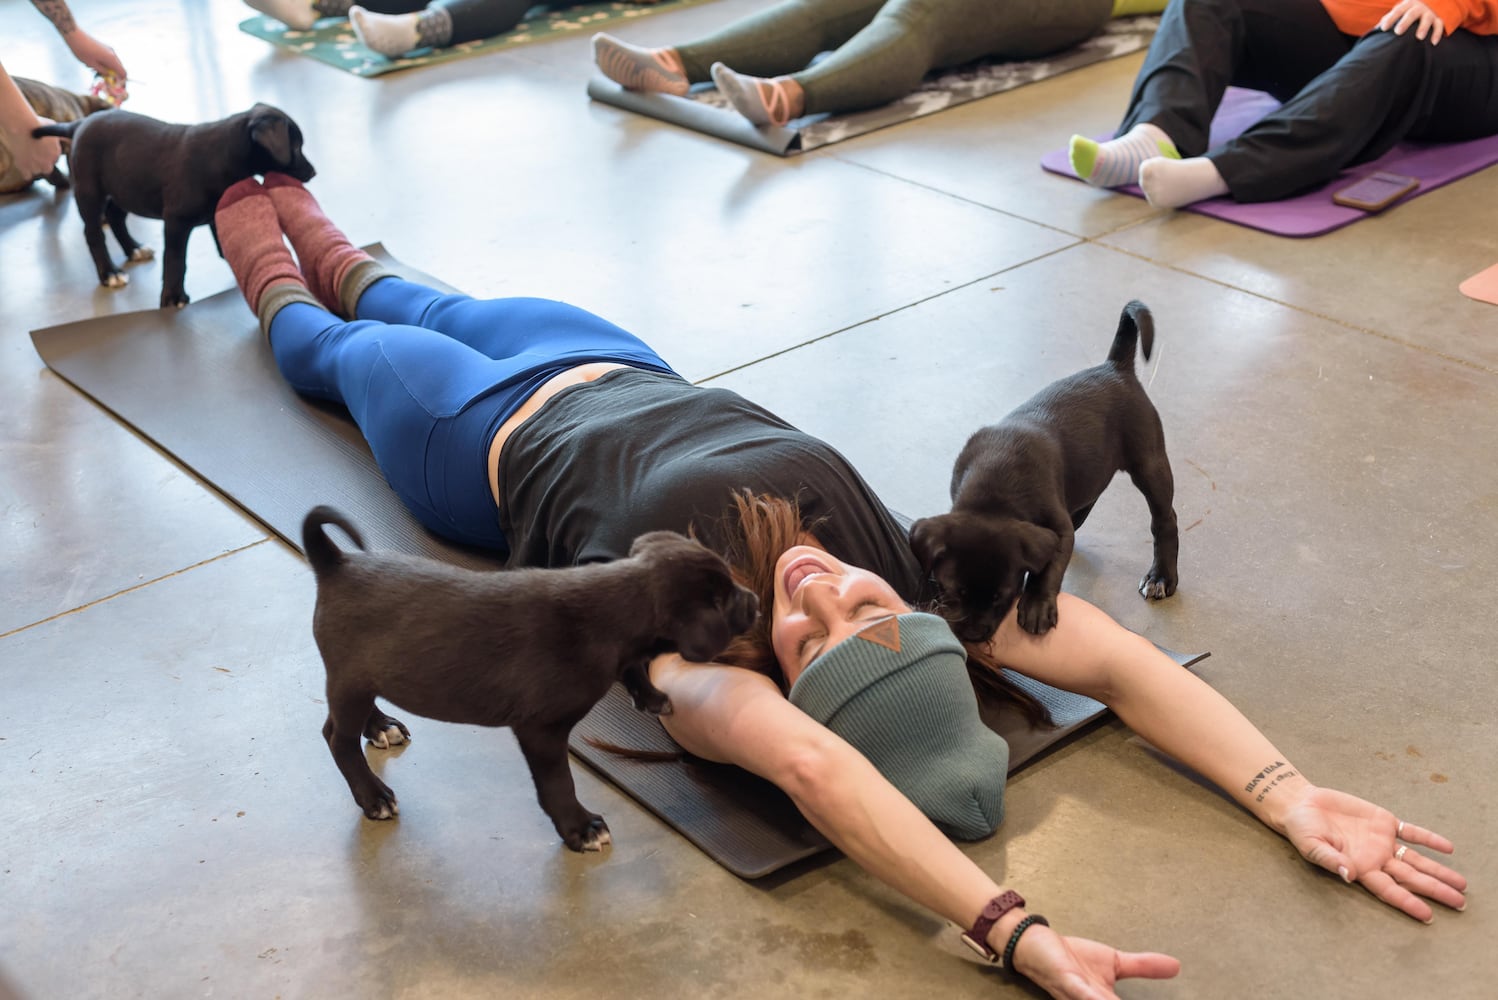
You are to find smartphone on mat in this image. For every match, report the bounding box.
[1331,171,1420,212]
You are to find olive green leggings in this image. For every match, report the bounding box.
[676,0,1115,115]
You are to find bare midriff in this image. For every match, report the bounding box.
[486,362,632,506]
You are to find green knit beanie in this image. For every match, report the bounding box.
[788,612,1009,840]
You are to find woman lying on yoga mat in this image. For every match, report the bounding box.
[1068,0,1498,206]
[214,174,1466,1000]
[592,0,1167,128]
[244,0,575,58]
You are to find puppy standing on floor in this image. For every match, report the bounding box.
[302,506,759,853]
[911,300,1179,641]
[34,103,315,308]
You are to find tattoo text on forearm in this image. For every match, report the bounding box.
[1244,760,1299,804]
[32,0,79,35]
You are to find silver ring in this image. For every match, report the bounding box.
[1397,820,1405,837]
[1394,845,1408,862]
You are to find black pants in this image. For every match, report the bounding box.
[1119,0,1498,201]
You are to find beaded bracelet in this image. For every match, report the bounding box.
[1001,914,1050,976]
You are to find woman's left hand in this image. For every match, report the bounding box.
[64,29,127,80]
[1378,0,1448,45]
[1280,785,1467,921]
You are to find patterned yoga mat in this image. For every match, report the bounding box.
[589,16,1159,155]
[238,0,719,78]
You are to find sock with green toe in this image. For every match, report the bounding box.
[1070,123,1178,189]
[214,179,318,334]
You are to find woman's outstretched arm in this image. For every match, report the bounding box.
[984,593,1468,922]
[649,654,1181,1000]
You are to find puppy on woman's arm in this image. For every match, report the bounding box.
[911,300,1179,640]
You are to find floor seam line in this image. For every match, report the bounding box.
[0,538,276,640]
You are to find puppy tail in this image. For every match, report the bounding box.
[31,121,81,141]
[301,505,365,577]
[1107,299,1154,369]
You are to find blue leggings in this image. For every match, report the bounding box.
[268,276,678,550]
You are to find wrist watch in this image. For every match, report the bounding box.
[960,890,1025,962]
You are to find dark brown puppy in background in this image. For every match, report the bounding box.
[34,103,315,308]
[303,506,759,853]
[911,300,1178,641]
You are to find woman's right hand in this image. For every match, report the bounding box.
[1378,0,1448,44]
[1010,923,1181,1000]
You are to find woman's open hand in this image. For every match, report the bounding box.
[1379,0,1448,45]
[1280,785,1467,921]
[1010,923,1180,1000]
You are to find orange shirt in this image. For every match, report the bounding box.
[1321,0,1498,35]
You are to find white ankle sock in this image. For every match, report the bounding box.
[349,5,421,56]
[1138,156,1230,208]
[245,0,320,31]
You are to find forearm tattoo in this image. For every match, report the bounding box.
[32,0,79,35]
[1244,760,1300,804]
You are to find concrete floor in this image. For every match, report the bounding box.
[2,2,1493,997]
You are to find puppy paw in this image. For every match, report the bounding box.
[564,816,612,853]
[631,690,672,716]
[1016,595,1058,635]
[1139,567,1178,601]
[127,246,154,263]
[357,784,400,820]
[102,270,128,289]
[364,711,411,749]
[160,289,190,309]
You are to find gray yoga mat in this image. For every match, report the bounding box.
[588,16,1159,156]
[31,254,1206,878]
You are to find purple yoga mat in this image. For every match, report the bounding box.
[1042,87,1498,237]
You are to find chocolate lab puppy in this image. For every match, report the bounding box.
[34,103,315,308]
[303,506,759,852]
[911,300,1178,641]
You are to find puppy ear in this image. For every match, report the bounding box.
[628,530,680,558]
[1015,523,1061,572]
[249,109,293,166]
[675,610,734,664]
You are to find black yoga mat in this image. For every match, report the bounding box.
[31,253,1206,878]
[573,646,1206,878]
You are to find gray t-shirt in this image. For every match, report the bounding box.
[497,368,932,604]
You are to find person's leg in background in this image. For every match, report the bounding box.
[244,0,426,31]
[1195,26,1498,204]
[1072,0,1351,191]
[752,0,1111,122]
[593,0,883,98]
[351,0,534,57]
